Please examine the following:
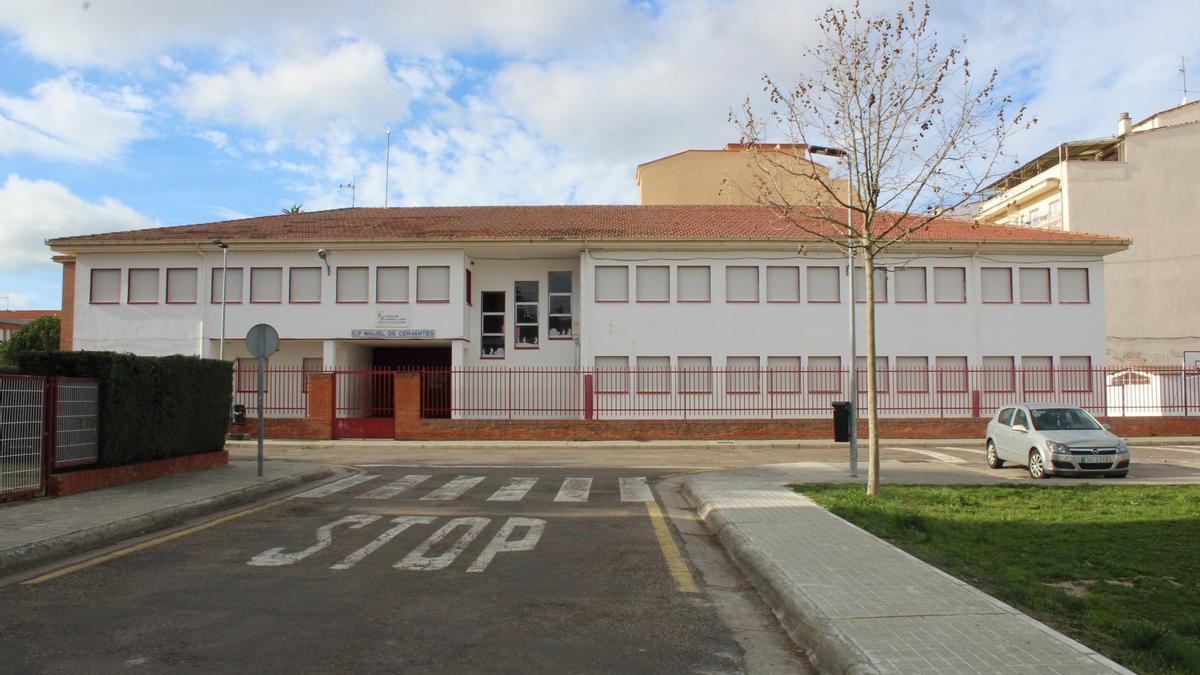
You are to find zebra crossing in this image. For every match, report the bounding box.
[294,473,655,504]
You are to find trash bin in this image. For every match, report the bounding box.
[832,401,851,442]
[232,404,246,425]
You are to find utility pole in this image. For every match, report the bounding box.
[212,240,229,360]
[340,177,356,207]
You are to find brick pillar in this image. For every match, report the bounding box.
[306,372,336,440]
[54,255,76,351]
[393,371,422,439]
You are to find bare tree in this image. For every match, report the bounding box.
[733,1,1033,496]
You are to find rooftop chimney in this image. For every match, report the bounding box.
[1118,112,1132,136]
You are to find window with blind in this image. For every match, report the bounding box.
[1021,356,1054,392]
[856,356,890,392]
[894,267,926,303]
[211,267,243,303]
[416,266,450,302]
[481,291,505,358]
[636,266,669,302]
[1061,355,1093,392]
[595,356,629,393]
[933,267,966,303]
[935,356,968,392]
[895,356,929,392]
[595,266,629,302]
[678,356,713,393]
[515,280,539,348]
[377,266,409,303]
[166,268,198,304]
[853,267,888,302]
[807,356,841,393]
[767,356,802,393]
[677,266,710,302]
[548,271,572,338]
[128,268,159,304]
[980,268,1012,303]
[726,266,759,302]
[806,266,840,302]
[765,266,800,302]
[726,356,760,393]
[1058,268,1089,303]
[290,267,322,303]
[250,267,283,303]
[981,356,1015,392]
[1019,267,1051,303]
[336,267,368,303]
[637,356,671,393]
[90,269,121,304]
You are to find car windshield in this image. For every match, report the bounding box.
[1029,408,1101,431]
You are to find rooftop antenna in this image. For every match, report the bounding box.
[384,127,392,207]
[339,177,356,207]
[1174,56,1191,105]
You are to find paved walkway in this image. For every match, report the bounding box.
[682,463,1135,674]
[0,459,330,577]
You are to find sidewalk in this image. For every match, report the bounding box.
[681,464,1134,674]
[0,459,331,577]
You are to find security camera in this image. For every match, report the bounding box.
[317,248,328,259]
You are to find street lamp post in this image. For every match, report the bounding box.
[809,145,858,477]
[212,240,229,360]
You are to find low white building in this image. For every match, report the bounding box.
[48,205,1128,425]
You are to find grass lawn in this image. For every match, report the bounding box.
[795,484,1200,675]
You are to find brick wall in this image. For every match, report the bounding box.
[54,255,75,351]
[229,372,335,440]
[50,450,228,496]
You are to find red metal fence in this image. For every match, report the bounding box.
[1,374,100,500]
[238,365,1200,421]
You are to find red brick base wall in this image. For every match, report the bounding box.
[50,451,229,496]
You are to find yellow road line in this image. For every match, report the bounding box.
[645,500,699,594]
[22,495,292,586]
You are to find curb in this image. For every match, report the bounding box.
[0,464,334,578]
[681,479,879,675]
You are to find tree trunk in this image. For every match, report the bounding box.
[864,251,881,497]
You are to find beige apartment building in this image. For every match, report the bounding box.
[977,100,1200,365]
[636,143,848,207]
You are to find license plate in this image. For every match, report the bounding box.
[1080,454,1109,464]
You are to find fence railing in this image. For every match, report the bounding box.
[1,374,101,500]
[237,365,1200,421]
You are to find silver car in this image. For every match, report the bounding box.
[985,403,1130,479]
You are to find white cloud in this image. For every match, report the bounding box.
[0,174,156,269]
[0,1,629,68]
[0,74,152,163]
[173,41,413,144]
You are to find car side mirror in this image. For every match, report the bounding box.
[1012,424,1028,433]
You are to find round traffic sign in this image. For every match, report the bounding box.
[245,323,279,358]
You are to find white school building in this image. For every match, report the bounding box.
[48,205,1131,424]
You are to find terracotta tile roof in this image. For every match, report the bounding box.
[0,310,59,322]
[47,205,1127,247]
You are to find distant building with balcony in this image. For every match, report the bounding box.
[976,99,1200,365]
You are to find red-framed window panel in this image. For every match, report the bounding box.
[594,356,629,393]
[725,356,761,394]
[935,356,969,393]
[376,266,409,304]
[856,356,890,393]
[547,271,573,339]
[480,291,505,359]
[1018,267,1052,304]
[514,280,539,349]
[127,268,160,304]
[594,265,629,303]
[853,267,888,304]
[415,266,451,303]
[1057,267,1090,304]
[932,267,967,304]
[466,269,473,306]
[211,267,244,304]
[249,267,284,304]
[725,266,760,303]
[677,356,713,394]
[1021,356,1055,393]
[807,356,842,393]
[893,267,926,304]
[676,266,711,303]
[980,267,1013,304]
[766,356,802,394]
[335,266,369,304]
[895,357,930,393]
[165,267,199,304]
[764,266,801,303]
[806,266,841,303]
[981,356,1016,393]
[635,265,670,303]
[289,267,323,304]
[636,356,671,394]
[1060,356,1094,393]
[89,268,121,305]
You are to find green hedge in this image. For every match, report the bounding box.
[16,351,232,468]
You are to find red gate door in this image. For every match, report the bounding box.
[333,370,395,439]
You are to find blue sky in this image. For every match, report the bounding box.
[1,0,1197,310]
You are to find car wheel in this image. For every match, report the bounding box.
[986,441,1004,469]
[1106,472,1128,478]
[1028,450,1048,479]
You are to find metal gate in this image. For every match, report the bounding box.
[0,375,47,500]
[333,370,395,439]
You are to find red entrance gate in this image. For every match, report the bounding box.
[333,370,395,439]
